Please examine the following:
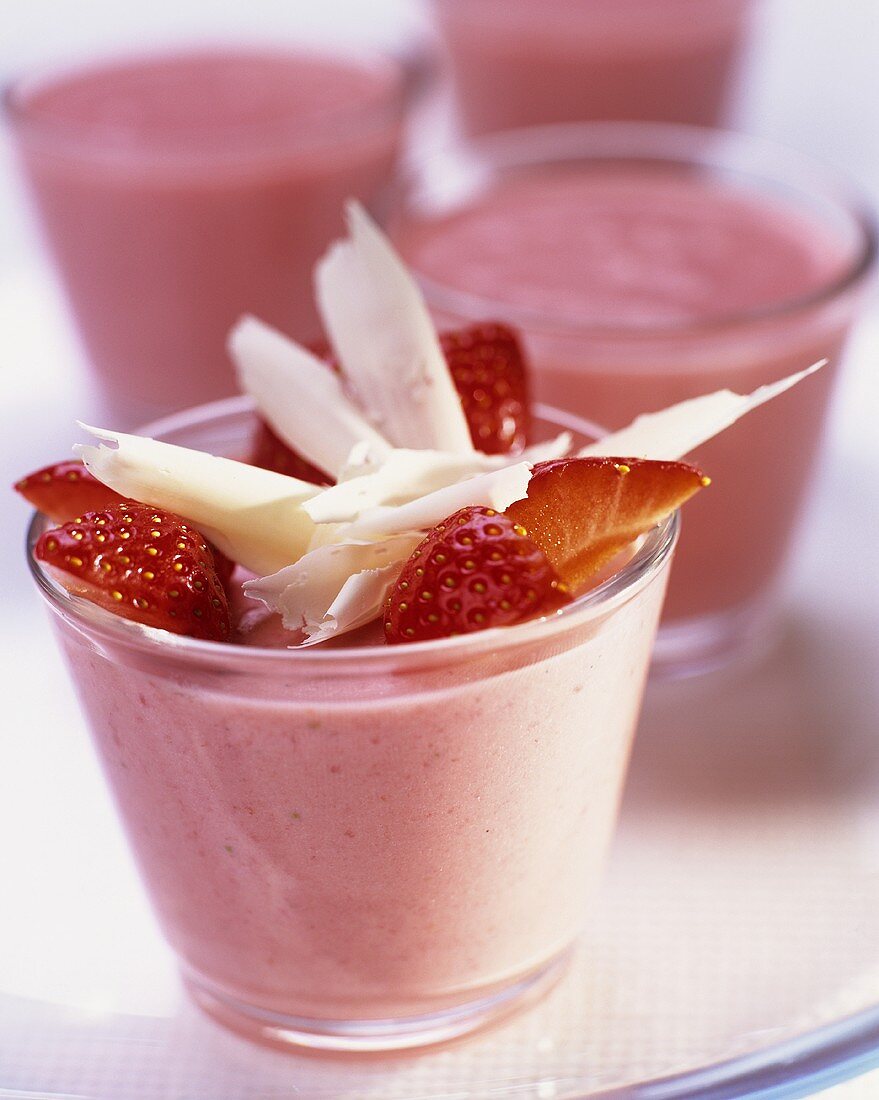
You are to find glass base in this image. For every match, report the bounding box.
[652,600,780,680]
[183,949,572,1053]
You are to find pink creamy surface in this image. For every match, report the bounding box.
[20,50,398,144]
[401,168,863,625]
[54,566,668,1018]
[11,49,403,424]
[434,0,753,133]
[403,171,852,328]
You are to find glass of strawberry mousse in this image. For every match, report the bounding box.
[4,46,407,425]
[26,397,678,1052]
[393,124,877,674]
[431,0,757,136]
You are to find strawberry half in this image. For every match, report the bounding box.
[441,323,530,455]
[15,461,126,523]
[249,421,331,486]
[384,506,564,644]
[17,459,237,596]
[506,457,710,591]
[36,502,232,642]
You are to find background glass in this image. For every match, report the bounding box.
[393,124,876,674]
[431,0,757,136]
[5,45,406,425]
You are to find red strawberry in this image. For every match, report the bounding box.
[17,459,238,595]
[385,457,710,644]
[384,506,564,644]
[15,461,126,523]
[208,543,236,593]
[440,323,531,455]
[36,502,232,642]
[506,457,710,590]
[249,421,331,486]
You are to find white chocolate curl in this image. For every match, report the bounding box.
[303,434,572,524]
[315,201,475,453]
[76,427,318,576]
[581,361,826,461]
[344,463,532,540]
[228,315,392,478]
[244,536,422,646]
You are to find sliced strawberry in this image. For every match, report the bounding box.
[384,506,564,644]
[17,459,238,595]
[440,323,531,455]
[36,502,232,642]
[506,457,710,591]
[15,461,126,523]
[209,544,236,593]
[249,422,332,486]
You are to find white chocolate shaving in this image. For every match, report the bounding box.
[75,427,318,576]
[228,315,392,478]
[304,433,572,524]
[344,462,532,540]
[581,361,825,461]
[309,564,405,647]
[315,201,475,453]
[244,535,421,645]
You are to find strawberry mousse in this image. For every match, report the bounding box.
[7,47,406,423]
[396,130,876,670]
[432,0,755,135]
[18,206,814,1050]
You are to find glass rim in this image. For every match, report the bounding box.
[394,121,878,340]
[25,395,679,674]
[3,41,408,163]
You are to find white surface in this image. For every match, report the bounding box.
[1,1,879,1096]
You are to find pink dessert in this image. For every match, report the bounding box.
[7,48,405,423]
[21,402,691,1045]
[49,482,670,1024]
[432,0,755,135]
[397,149,875,666]
[19,209,808,1049]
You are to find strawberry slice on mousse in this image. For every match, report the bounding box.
[385,457,709,644]
[15,460,127,523]
[507,457,710,592]
[384,506,562,644]
[17,460,237,597]
[440,322,531,455]
[35,502,232,642]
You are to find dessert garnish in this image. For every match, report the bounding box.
[439,322,530,455]
[35,502,232,641]
[384,506,561,643]
[15,460,126,522]
[16,202,825,647]
[315,201,475,453]
[506,457,709,592]
[235,315,531,479]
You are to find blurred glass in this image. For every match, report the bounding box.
[432,0,757,136]
[5,45,407,425]
[392,123,877,675]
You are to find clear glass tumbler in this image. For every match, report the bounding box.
[392,124,877,675]
[27,398,677,1051]
[4,46,406,425]
[431,0,757,136]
